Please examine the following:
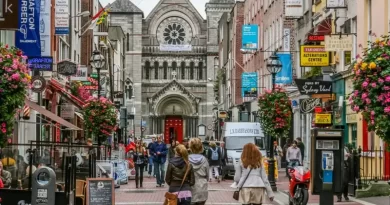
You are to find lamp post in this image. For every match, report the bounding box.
[90,50,106,159]
[265,52,282,191]
[90,50,106,98]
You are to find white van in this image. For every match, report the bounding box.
[222,122,266,176]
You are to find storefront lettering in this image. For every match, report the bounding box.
[301,85,332,94]
[229,128,260,135]
[300,98,322,114]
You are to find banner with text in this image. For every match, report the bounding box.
[16,0,41,56]
[242,25,259,50]
[300,45,329,67]
[242,72,258,97]
[326,0,346,8]
[275,53,292,84]
[55,0,69,35]
[324,35,353,51]
[295,79,332,95]
[40,0,51,55]
[285,0,303,18]
[283,29,291,51]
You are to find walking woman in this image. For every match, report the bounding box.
[134,138,147,188]
[234,143,274,205]
[165,144,195,205]
[207,141,221,182]
[189,138,209,205]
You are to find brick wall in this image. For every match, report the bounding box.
[80,0,93,71]
[232,2,245,105]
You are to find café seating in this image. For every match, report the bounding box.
[76,180,86,205]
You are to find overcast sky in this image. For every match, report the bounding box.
[99,0,209,18]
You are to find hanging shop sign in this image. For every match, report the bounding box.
[242,25,259,50]
[70,66,88,81]
[326,0,346,8]
[295,79,332,95]
[300,45,329,67]
[16,0,41,56]
[28,56,54,71]
[55,0,69,35]
[299,98,322,114]
[308,35,325,42]
[324,35,353,51]
[283,29,291,52]
[275,54,293,84]
[315,114,332,124]
[57,60,77,76]
[0,0,19,29]
[285,0,303,18]
[60,103,75,119]
[242,72,258,97]
[31,76,46,93]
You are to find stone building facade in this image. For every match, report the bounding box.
[108,0,234,141]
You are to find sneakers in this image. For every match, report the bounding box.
[156,184,161,187]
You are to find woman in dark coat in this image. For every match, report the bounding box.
[165,144,195,205]
[207,141,221,182]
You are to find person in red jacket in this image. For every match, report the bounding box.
[0,177,4,188]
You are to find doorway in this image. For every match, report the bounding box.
[164,116,183,144]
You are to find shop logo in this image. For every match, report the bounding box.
[300,98,322,114]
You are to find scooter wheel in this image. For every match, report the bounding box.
[301,189,309,205]
[288,194,294,205]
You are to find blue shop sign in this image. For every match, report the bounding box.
[28,56,53,71]
[242,25,259,50]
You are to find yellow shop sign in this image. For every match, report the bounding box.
[300,45,329,67]
[315,114,332,124]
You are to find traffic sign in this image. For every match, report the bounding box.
[0,0,19,29]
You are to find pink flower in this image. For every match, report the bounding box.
[11,73,20,81]
[378,78,384,84]
[365,98,371,104]
[384,86,390,91]
[353,105,359,112]
[385,76,390,82]
[1,128,6,133]
[371,111,375,115]
[362,81,368,87]
[385,107,390,113]
[1,122,5,127]
[354,90,359,96]
[362,92,368,99]
[265,89,272,94]
[371,82,377,88]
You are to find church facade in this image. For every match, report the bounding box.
[108,0,234,141]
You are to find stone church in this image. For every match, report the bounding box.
[108,0,234,142]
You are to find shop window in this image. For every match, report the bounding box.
[163,61,168,79]
[351,123,357,148]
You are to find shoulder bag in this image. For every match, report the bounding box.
[164,164,190,205]
[233,168,252,201]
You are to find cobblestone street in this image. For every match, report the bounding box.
[114,171,369,205]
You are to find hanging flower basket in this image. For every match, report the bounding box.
[258,87,292,138]
[0,44,31,147]
[350,35,390,141]
[83,96,118,142]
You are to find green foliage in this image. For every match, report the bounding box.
[350,35,390,142]
[303,67,322,79]
[0,44,31,147]
[83,97,118,142]
[258,88,292,138]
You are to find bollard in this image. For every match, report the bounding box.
[31,167,56,205]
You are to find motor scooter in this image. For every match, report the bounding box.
[288,166,310,205]
[287,159,300,180]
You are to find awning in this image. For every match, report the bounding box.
[25,99,82,130]
[305,17,332,43]
[48,79,86,109]
[75,112,84,120]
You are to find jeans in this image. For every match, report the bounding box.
[135,164,144,187]
[209,166,219,180]
[148,157,154,175]
[154,161,165,185]
[178,197,191,205]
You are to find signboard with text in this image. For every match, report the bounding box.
[0,0,19,29]
[326,0,346,8]
[285,0,303,18]
[300,45,329,67]
[87,178,114,205]
[315,114,332,124]
[55,0,69,35]
[16,0,41,56]
[276,53,292,84]
[324,35,353,51]
[28,56,54,71]
[308,35,325,42]
[70,66,88,81]
[242,25,259,50]
[242,72,258,97]
[295,79,332,95]
[57,60,77,76]
[283,29,291,51]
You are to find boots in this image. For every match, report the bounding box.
[140,177,143,188]
[135,176,139,188]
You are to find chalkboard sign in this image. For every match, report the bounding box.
[86,178,115,205]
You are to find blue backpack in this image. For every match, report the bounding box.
[211,148,219,161]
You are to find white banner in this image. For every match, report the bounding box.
[283,29,291,52]
[70,66,88,81]
[55,0,69,35]
[324,35,353,51]
[160,44,192,51]
[40,0,51,56]
[285,0,303,18]
[326,0,345,8]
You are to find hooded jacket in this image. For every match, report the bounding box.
[189,154,209,203]
[165,157,195,187]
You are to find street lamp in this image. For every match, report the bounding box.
[90,50,106,98]
[266,53,282,90]
[265,53,282,191]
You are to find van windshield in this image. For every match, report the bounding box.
[226,136,255,150]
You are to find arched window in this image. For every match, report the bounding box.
[198,62,203,80]
[172,62,177,71]
[190,62,194,80]
[126,33,130,51]
[144,61,150,80]
[154,62,159,79]
[181,62,185,79]
[163,61,168,79]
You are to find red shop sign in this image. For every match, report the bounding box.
[308,35,325,42]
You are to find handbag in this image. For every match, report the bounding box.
[233,168,252,201]
[164,164,190,205]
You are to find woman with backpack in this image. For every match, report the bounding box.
[207,141,221,183]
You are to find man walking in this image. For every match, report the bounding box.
[286,141,302,165]
[337,145,351,202]
[147,137,156,177]
[150,135,167,187]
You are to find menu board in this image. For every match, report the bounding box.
[86,178,114,205]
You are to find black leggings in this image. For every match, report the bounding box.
[135,164,145,186]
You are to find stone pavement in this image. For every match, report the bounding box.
[115,172,371,205]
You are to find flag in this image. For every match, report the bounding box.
[81,7,109,36]
[125,141,136,153]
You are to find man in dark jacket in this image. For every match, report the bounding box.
[296,137,305,162]
[207,141,221,182]
[150,135,168,187]
[337,145,351,202]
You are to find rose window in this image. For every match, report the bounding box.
[163,23,186,45]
